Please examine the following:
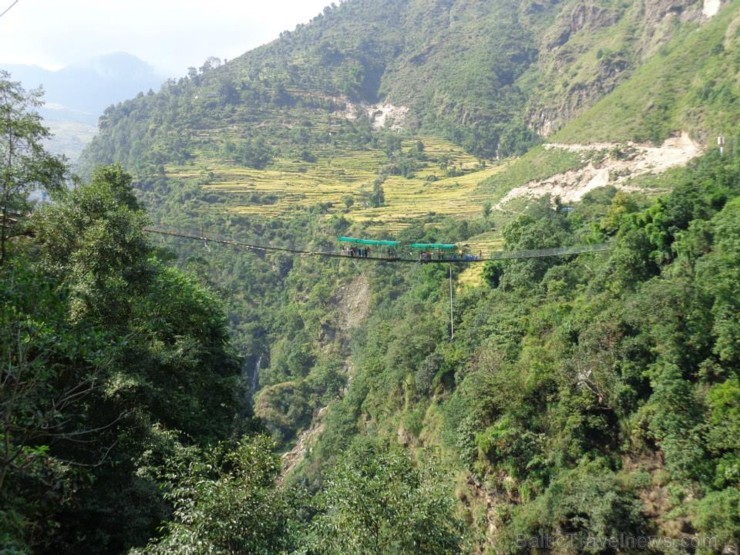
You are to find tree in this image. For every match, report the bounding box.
[35,164,150,325]
[0,71,66,265]
[0,165,243,552]
[240,136,274,169]
[482,200,492,219]
[370,176,385,207]
[0,258,106,550]
[489,196,572,290]
[310,439,464,554]
[342,194,354,211]
[500,460,650,553]
[133,434,292,555]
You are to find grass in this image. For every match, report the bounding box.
[162,133,599,260]
[457,264,485,289]
[167,137,591,237]
[477,146,585,201]
[463,232,505,253]
[350,167,504,232]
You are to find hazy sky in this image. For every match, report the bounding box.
[0,0,334,76]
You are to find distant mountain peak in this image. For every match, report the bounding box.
[5,52,165,116]
[72,52,160,80]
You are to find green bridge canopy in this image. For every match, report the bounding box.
[338,236,400,247]
[338,237,459,250]
[409,242,457,250]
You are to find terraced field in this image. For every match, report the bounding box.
[166,138,507,235]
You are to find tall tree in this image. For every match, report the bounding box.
[1,165,243,552]
[0,71,66,264]
[132,434,292,555]
[310,439,464,554]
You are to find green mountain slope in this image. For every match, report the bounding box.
[554,1,739,143]
[74,1,739,550]
[81,0,737,178]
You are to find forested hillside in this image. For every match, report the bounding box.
[3,0,739,552]
[80,0,738,174]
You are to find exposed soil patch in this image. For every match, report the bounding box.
[497,132,702,207]
[280,406,328,482]
[336,274,371,331]
[342,100,409,130]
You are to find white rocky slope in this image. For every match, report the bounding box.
[497,132,703,207]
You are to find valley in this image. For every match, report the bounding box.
[2,0,738,553]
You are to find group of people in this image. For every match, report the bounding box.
[344,246,372,258]
[340,246,481,262]
[419,251,481,262]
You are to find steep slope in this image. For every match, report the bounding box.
[296,153,740,552]
[496,133,704,206]
[80,0,736,178]
[553,0,739,143]
[527,0,726,135]
[62,2,740,551]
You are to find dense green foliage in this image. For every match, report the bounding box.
[0,164,247,552]
[85,150,736,555]
[133,434,292,555]
[1,86,250,551]
[299,152,739,552]
[308,438,464,554]
[4,2,740,552]
[7,146,738,553]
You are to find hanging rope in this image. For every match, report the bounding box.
[449,264,454,341]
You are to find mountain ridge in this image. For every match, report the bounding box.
[81,0,736,178]
[4,53,165,159]
[4,2,739,551]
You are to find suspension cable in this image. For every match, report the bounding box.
[143,227,610,264]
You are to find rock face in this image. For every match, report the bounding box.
[527,0,713,137]
[641,0,704,26]
[568,1,623,34]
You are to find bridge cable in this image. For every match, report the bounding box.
[143,227,610,264]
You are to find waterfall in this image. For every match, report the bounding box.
[252,355,261,392]
[239,354,262,419]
